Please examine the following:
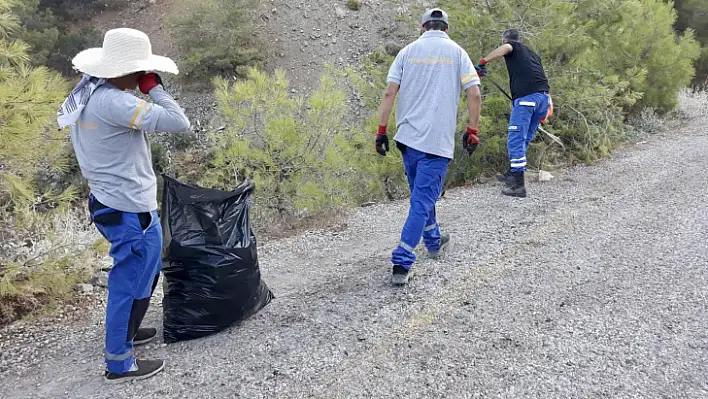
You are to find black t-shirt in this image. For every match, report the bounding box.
[503,41,550,100]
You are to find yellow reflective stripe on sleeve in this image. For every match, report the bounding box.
[461,72,479,85]
[129,100,147,129]
[135,103,152,130]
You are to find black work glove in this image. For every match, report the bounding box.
[475,58,488,78]
[375,125,390,156]
[462,126,480,155]
[474,64,488,78]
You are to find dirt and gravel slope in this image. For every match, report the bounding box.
[1,95,706,398]
[256,0,427,90]
[86,0,430,125]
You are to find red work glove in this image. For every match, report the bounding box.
[375,125,390,156]
[139,73,163,94]
[462,126,480,155]
[475,58,488,77]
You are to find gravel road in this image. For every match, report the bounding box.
[2,112,708,398]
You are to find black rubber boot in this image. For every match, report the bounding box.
[496,169,514,186]
[501,171,527,198]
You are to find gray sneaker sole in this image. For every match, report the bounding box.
[391,270,413,286]
[105,362,165,384]
[428,240,450,259]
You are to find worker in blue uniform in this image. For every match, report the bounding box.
[374,8,482,285]
[477,28,551,198]
[59,28,190,383]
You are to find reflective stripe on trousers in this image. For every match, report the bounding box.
[391,144,450,269]
[507,92,551,172]
[89,195,162,374]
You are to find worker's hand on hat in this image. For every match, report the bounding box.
[139,72,163,94]
[462,126,480,155]
[375,125,390,156]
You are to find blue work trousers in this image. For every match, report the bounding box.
[391,144,450,269]
[508,92,551,172]
[88,194,162,374]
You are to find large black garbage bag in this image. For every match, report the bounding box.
[160,175,273,343]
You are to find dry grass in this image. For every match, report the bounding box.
[628,107,666,134]
[0,207,109,326]
[347,0,361,11]
[677,87,708,120]
[628,87,707,139]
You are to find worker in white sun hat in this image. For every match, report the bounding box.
[57,27,190,383]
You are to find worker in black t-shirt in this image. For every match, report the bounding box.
[477,29,551,198]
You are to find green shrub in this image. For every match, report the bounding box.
[53,146,89,198]
[23,0,115,22]
[348,53,411,199]
[167,131,199,151]
[202,66,404,222]
[0,0,101,325]
[674,0,708,84]
[357,0,700,188]
[0,1,72,215]
[13,0,111,74]
[166,0,265,83]
[151,142,170,175]
[347,0,361,11]
[443,0,700,111]
[0,0,72,214]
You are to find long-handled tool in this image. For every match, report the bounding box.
[484,75,565,149]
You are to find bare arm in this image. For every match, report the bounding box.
[482,43,513,63]
[466,85,482,130]
[378,83,399,126]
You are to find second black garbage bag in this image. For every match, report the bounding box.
[160,175,273,343]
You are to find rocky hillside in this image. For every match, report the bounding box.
[86,0,433,128]
[256,0,426,90]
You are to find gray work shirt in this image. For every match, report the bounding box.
[70,83,190,213]
[387,30,480,159]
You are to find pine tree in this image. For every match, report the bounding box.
[426,0,701,176]
[673,0,708,84]
[203,66,393,219]
[0,0,70,214]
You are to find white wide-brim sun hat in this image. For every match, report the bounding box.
[72,28,178,79]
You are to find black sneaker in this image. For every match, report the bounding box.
[391,265,412,286]
[428,233,451,259]
[501,171,527,198]
[104,359,165,384]
[133,328,157,346]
